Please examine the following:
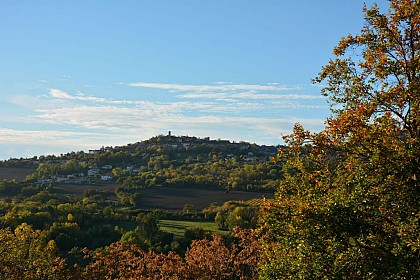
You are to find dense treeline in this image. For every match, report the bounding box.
[117,160,280,191]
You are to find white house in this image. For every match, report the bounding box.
[101,175,113,181]
[88,169,100,177]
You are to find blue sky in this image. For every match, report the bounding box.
[0,0,387,159]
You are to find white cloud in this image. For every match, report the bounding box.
[31,88,327,138]
[0,128,104,144]
[128,82,302,92]
[1,83,329,158]
[177,91,323,101]
[31,103,325,137]
[50,89,119,104]
[50,89,167,105]
[0,128,137,159]
[175,92,231,100]
[45,89,269,114]
[233,92,323,100]
[0,107,326,159]
[127,82,324,103]
[50,89,75,99]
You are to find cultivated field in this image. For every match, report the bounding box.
[136,186,272,211]
[159,219,226,237]
[53,183,117,196]
[0,167,36,180]
[53,183,273,211]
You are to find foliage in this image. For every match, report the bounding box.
[0,179,28,196]
[82,243,187,280]
[0,193,122,252]
[259,1,419,279]
[205,201,260,230]
[82,228,260,280]
[34,159,87,179]
[0,223,71,279]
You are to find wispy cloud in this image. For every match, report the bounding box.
[47,89,253,113]
[49,89,140,105]
[37,87,327,136]
[0,128,134,159]
[1,83,328,158]
[50,89,74,99]
[128,82,302,92]
[128,82,324,104]
[177,91,323,101]
[31,103,325,136]
[0,110,326,159]
[47,89,326,117]
[0,128,109,144]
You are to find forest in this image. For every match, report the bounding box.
[0,0,419,279]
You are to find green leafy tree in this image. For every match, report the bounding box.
[0,223,70,279]
[226,206,258,230]
[138,214,159,241]
[183,203,194,214]
[215,211,228,230]
[48,222,82,251]
[259,1,419,279]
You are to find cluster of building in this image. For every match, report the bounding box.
[36,165,115,185]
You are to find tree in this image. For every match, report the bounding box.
[138,214,160,242]
[48,222,82,251]
[183,203,194,214]
[82,242,187,280]
[0,223,71,279]
[225,206,258,230]
[83,228,260,280]
[215,211,228,229]
[259,1,419,279]
[185,228,261,280]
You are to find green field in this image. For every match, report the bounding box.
[159,219,227,237]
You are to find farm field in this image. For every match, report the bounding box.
[159,219,227,237]
[53,183,117,197]
[136,186,273,211]
[0,167,36,180]
[53,183,273,211]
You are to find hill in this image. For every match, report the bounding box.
[0,133,280,270]
[0,134,281,206]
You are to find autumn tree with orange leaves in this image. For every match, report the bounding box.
[81,228,260,280]
[258,0,419,279]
